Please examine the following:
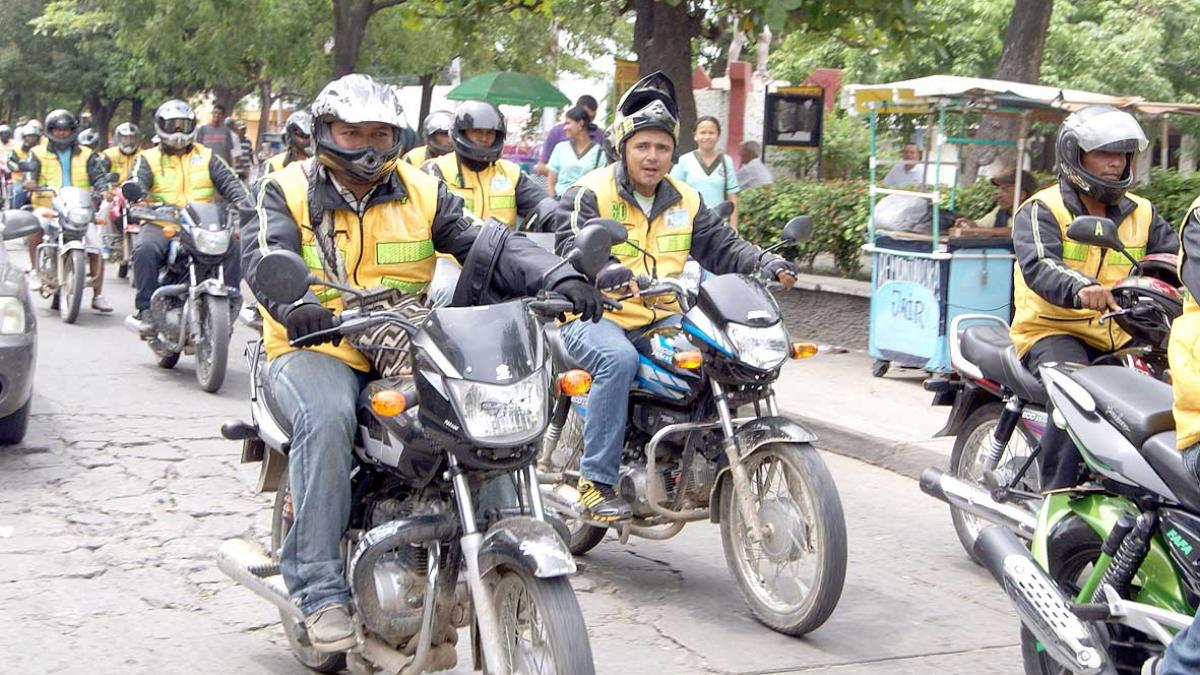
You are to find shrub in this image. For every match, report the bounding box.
[1137,168,1200,227]
[739,179,870,277]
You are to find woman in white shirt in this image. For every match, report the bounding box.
[669,116,740,229]
[546,106,605,197]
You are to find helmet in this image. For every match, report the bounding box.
[154,99,198,152]
[1139,253,1181,288]
[44,109,79,152]
[1112,276,1183,350]
[450,101,506,164]
[609,71,680,159]
[0,124,11,142]
[422,110,453,158]
[284,110,314,156]
[78,128,99,149]
[26,119,42,135]
[17,124,34,141]
[310,73,406,183]
[1056,105,1148,205]
[114,122,139,154]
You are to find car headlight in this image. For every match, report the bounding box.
[0,297,26,334]
[67,208,92,226]
[194,228,231,255]
[725,321,788,370]
[445,370,547,445]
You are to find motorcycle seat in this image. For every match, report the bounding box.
[1141,431,1200,509]
[543,324,584,372]
[1071,366,1175,448]
[959,325,1046,404]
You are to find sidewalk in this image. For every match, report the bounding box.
[774,348,955,479]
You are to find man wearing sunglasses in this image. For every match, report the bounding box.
[126,99,250,326]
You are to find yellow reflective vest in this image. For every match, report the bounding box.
[430,154,520,226]
[259,160,441,371]
[102,146,138,183]
[1172,196,1200,450]
[570,167,701,330]
[1011,185,1154,357]
[403,145,428,167]
[263,151,295,174]
[139,145,216,206]
[30,145,93,208]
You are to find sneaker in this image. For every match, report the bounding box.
[303,603,356,653]
[1142,656,1162,675]
[91,295,113,313]
[577,478,632,522]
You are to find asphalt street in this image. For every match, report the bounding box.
[0,263,1026,674]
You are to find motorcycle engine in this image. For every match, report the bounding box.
[152,297,183,337]
[353,496,434,643]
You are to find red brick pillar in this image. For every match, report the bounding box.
[726,61,750,166]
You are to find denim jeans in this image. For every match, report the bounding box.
[267,349,369,616]
[132,226,241,311]
[561,317,639,486]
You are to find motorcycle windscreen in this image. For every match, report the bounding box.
[419,300,542,384]
[697,273,780,327]
[186,202,226,230]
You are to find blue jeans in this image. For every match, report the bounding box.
[267,349,369,616]
[561,318,639,486]
[1161,611,1200,673]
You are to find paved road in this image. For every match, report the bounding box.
[0,266,1027,674]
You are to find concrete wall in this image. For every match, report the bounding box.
[775,288,869,352]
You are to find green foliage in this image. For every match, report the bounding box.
[1135,168,1200,228]
[738,179,870,277]
[945,180,997,220]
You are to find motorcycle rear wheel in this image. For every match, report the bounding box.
[486,565,595,675]
[720,442,847,636]
[195,294,229,393]
[60,249,85,324]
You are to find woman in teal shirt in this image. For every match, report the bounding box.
[670,116,740,229]
[546,106,605,197]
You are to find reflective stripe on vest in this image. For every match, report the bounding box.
[140,145,216,206]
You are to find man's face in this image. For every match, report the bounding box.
[624,128,674,192]
[465,128,496,148]
[50,127,71,141]
[430,131,450,148]
[329,120,395,152]
[901,144,920,165]
[1081,149,1127,182]
[211,108,225,127]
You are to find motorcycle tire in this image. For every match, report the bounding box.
[719,442,847,637]
[157,352,181,369]
[49,289,59,311]
[270,473,346,674]
[60,249,85,324]
[0,399,31,445]
[484,565,595,675]
[117,262,128,279]
[195,294,229,393]
[564,519,607,556]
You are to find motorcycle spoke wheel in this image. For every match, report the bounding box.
[194,294,229,393]
[490,567,593,675]
[60,249,85,323]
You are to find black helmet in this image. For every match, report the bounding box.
[45,109,79,152]
[154,99,198,152]
[114,122,139,154]
[450,100,506,164]
[1056,105,1148,205]
[423,110,454,158]
[310,73,406,183]
[609,71,680,159]
[284,110,314,156]
[0,124,11,143]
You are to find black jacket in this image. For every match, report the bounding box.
[129,145,251,208]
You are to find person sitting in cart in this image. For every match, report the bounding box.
[955,169,1037,229]
[1010,105,1178,491]
[882,142,926,187]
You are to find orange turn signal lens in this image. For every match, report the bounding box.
[672,350,703,370]
[556,369,592,396]
[790,342,819,360]
[370,389,407,417]
[161,225,178,238]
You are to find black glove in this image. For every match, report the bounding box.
[551,278,606,323]
[284,302,339,345]
[595,261,634,292]
[764,258,798,281]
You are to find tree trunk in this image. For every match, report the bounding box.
[417,72,435,136]
[256,79,276,151]
[130,98,144,132]
[959,0,1054,185]
[212,83,254,120]
[633,0,701,155]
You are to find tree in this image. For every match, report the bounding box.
[332,0,407,77]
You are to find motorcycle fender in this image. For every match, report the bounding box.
[193,278,229,296]
[477,516,576,578]
[256,445,287,493]
[933,386,992,438]
[59,240,85,253]
[708,416,817,524]
[1033,493,1189,613]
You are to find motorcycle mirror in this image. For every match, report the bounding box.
[712,200,735,221]
[120,181,146,202]
[1066,216,1123,251]
[572,225,617,279]
[255,249,314,304]
[782,215,814,244]
[0,209,40,241]
[583,217,627,244]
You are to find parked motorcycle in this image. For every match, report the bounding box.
[119,182,238,393]
[538,215,849,637]
[924,215,1183,562]
[28,185,101,324]
[217,223,620,675]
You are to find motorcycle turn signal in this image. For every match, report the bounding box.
[790,342,819,360]
[556,369,592,396]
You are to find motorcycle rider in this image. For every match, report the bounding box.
[262,110,312,173]
[0,124,14,156]
[127,99,249,326]
[100,122,141,183]
[554,71,798,521]
[22,109,113,312]
[1011,105,1179,491]
[8,124,41,209]
[401,109,452,166]
[240,73,604,651]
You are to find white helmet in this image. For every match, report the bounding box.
[154,99,198,152]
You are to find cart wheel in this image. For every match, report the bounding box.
[871,360,890,378]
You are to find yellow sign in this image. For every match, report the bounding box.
[778,85,824,97]
[612,59,640,117]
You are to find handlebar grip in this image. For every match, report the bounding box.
[288,326,343,348]
[528,297,577,317]
[635,274,654,289]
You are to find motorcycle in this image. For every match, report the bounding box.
[104,187,138,282]
[217,223,620,675]
[953,361,1198,675]
[537,215,849,637]
[924,215,1183,562]
[119,182,238,393]
[28,185,102,324]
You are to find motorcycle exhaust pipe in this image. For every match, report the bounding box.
[539,483,584,518]
[974,526,1107,675]
[216,538,303,622]
[919,467,1037,540]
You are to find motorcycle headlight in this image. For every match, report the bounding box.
[445,370,547,445]
[724,321,789,370]
[0,297,26,334]
[193,228,231,255]
[67,208,92,226]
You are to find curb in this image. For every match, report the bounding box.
[792,413,951,481]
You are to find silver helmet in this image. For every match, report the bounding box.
[310,74,406,183]
[154,99,198,152]
[1055,105,1148,205]
[114,122,140,154]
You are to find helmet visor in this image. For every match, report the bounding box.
[159,118,196,135]
[1070,109,1149,153]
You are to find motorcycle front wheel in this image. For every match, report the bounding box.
[195,293,230,393]
[719,442,847,636]
[60,249,85,324]
[486,565,594,675]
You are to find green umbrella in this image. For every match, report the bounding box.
[446,71,570,108]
